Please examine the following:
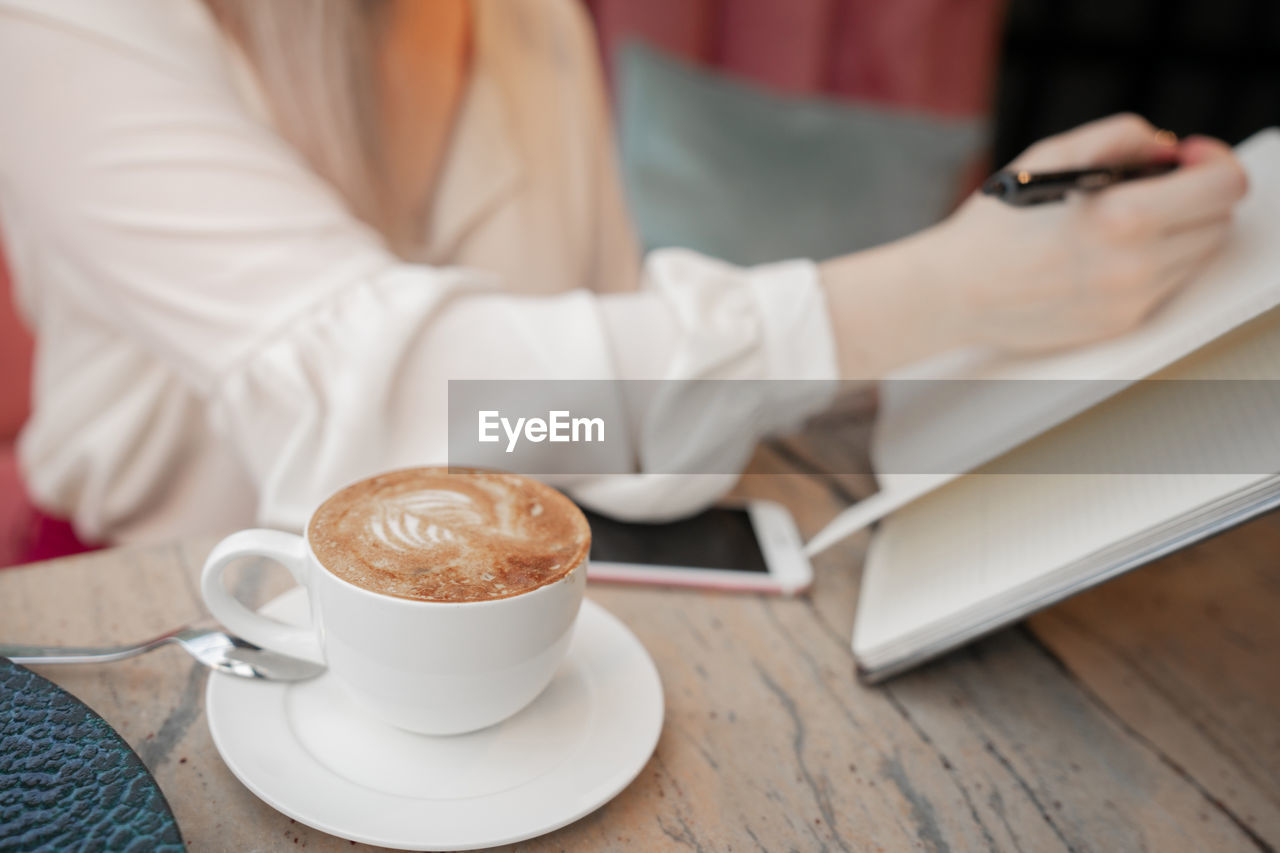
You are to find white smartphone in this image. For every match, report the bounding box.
[583,501,813,595]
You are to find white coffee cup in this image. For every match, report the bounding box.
[201,520,587,735]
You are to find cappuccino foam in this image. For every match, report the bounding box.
[308,468,590,603]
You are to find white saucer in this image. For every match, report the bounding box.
[206,588,663,851]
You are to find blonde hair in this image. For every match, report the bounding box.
[201,0,396,246]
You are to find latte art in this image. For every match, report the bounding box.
[367,490,481,551]
[308,468,590,603]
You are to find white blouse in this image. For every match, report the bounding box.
[0,0,837,543]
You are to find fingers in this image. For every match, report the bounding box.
[1132,222,1230,322]
[1012,113,1176,171]
[1179,134,1245,173]
[1153,216,1233,279]
[1107,218,1232,325]
[1090,142,1248,236]
[1012,116,1247,238]
[1087,217,1230,332]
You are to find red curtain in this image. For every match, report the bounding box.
[584,0,1007,117]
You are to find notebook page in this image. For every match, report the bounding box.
[852,303,1280,657]
[805,128,1280,556]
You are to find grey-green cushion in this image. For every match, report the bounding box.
[616,42,989,266]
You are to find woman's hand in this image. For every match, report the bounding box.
[820,114,1249,377]
[932,113,1248,351]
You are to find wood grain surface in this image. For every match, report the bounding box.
[1,440,1276,852]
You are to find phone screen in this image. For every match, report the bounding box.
[582,507,770,573]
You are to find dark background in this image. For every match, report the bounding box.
[994,0,1280,166]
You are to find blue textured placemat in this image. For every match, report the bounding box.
[0,658,185,852]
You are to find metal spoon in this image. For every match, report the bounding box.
[0,627,326,681]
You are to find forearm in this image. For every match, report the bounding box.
[818,227,965,380]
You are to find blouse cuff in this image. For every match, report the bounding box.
[746,258,839,382]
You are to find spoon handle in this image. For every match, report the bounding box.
[0,633,176,664]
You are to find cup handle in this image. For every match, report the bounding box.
[201,529,323,662]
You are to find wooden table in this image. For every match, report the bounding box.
[2,437,1278,852]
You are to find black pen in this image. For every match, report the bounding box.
[981,161,1178,207]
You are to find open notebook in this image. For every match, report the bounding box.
[803,129,1280,680]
